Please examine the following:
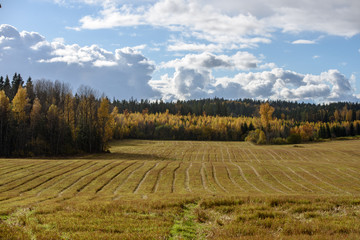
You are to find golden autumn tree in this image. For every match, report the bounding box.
[12,86,29,123]
[11,86,30,155]
[97,97,114,151]
[346,109,353,122]
[30,98,42,136]
[0,90,10,124]
[259,103,274,129]
[334,109,340,122]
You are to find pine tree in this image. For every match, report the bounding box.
[0,76,4,90]
[4,75,10,98]
[25,77,35,104]
[10,73,24,101]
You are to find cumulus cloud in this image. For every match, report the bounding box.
[150,52,358,102]
[72,0,360,52]
[0,24,157,99]
[161,52,261,71]
[150,66,358,102]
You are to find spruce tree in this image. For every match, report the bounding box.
[0,76,4,90]
[4,75,10,98]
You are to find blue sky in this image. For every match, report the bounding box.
[0,0,359,102]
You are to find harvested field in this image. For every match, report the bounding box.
[1,140,360,239]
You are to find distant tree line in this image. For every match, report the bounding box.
[0,73,115,157]
[111,104,360,144]
[112,98,360,122]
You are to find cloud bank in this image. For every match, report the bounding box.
[150,52,358,102]
[0,24,156,99]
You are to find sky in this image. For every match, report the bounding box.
[0,0,359,102]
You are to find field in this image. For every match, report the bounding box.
[1,140,360,239]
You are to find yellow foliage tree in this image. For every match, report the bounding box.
[12,86,29,123]
[333,109,340,122]
[30,98,42,135]
[257,130,266,144]
[259,103,274,129]
[97,98,114,151]
[0,90,10,116]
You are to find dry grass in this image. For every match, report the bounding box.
[1,139,360,239]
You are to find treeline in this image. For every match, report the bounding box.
[111,106,360,144]
[0,73,115,157]
[113,98,360,122]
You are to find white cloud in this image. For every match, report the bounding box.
[0,24,157,99]
[75,0,271,48]
[150,53,356,102]
[291,39,317,45]
[161,51,261,71]
[93,60,118,67]
[150,66,358,102]
[204,0,360,37]
[71,0,360,52]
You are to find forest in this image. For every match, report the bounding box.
[1,73,360,157]
[0,73,115,157]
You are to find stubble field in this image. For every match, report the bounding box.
[1,140,360,239]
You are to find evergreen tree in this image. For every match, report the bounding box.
[25,77,35,104]
[4,75,10,98]
[10,73,24,101]
[356,122,360,135]
[349,122,355,136]
[0,76,4,90]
